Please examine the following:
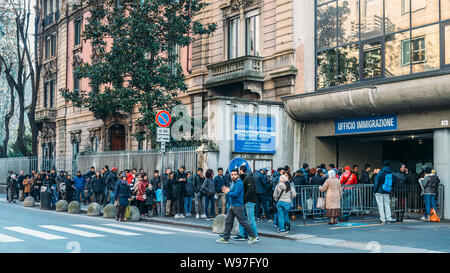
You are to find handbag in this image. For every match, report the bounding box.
[142,194,147,200]
[270,189,285,214]
[125,201,131,219]
[316,197,326,209]
[430,208,440,222]
[306,198,313,210]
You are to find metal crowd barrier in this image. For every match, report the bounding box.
[286,184,445,225]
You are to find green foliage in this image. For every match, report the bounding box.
[60,0,216,143]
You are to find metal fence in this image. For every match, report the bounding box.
[289,184,445,225]
[0,157,76,184]
[76,146,199,174]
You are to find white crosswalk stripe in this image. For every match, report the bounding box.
[72,224,142,236]
[39,225,105,238]
[127,223,216,236]
[4,226,66,240]
[0,232,24,243]
[104,224,174,234]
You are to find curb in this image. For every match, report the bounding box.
[137,216,294,240]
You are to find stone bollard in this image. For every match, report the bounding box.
[212,214,239,235]
[87,202,101,216]
[56,200,69,212]
[68,201,81,214]
[128,206,140,221]
[23,196,35,207]
[103,204,118,218]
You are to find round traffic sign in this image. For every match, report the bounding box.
[156,110,171,128]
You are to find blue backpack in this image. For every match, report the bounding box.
[382,173,393,193]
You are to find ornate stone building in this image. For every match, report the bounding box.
[36,0,302,171]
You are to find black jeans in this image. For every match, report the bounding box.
[223,206,255,240]
[117,205,126,220]
[94,192,103,204]
[256,193,269,218]
[137,200,147,215]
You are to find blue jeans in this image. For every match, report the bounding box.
[110,191,115,204]
[184,195,193,214]
[239,202,258,238]
[204,195,215,218]
[277,201,291,232]
[424,194,436,216]
[75,188,86,203]
[342,189,354,217]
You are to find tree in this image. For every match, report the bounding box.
[60,0,216,146]
[0,0,39,156]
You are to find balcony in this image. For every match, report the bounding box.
[205,56,265,88]
[35,108,56,123]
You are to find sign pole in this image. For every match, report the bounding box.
[161,149,165,217]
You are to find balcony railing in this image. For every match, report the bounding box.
[205,55,265,87]
[35,108,56,123]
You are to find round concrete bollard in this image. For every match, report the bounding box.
[23,196,35,207]
[103,204,118,218]
[127,206,140,221]
[212,214,239,235]
[56,200,69,212]
[87,202,101,216]
[68,201,81,214]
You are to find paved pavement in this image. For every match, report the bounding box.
[1,195,449,253]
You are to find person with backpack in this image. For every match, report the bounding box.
[420,167,440,222]
[373,160,396,224]
[273,174,297,234]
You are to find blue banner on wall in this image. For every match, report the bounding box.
[335,115,398,135]
[234,114,276,154]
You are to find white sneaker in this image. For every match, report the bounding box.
[420,216,427,221]
[201,214,207,219]
[196,214,200,219]
[180,214,185,218]
[174,214,180,219]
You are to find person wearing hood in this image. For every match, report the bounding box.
[373,160,396,224]
[105,167,119,204]
[114,174,132,222]
[74,171,87,203]
[91,171,104,204]
[319,170,342,225]
[273,174,296,234]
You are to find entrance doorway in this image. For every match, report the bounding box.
[109,124,126,151]
[335,131,433,174]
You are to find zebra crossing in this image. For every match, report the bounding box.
[0,222,214,244]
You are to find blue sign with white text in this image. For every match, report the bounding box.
[234,114,276,154]
[335,115,398,135]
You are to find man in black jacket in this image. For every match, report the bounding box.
[234,166,259,241]
[214,167,228,215]
[105,167,118,204]
[173,166,187,218]
[102,166,111,205]
[193,168,205,218]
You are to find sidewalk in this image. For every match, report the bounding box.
[2,194,446,242]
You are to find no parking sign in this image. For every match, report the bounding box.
[155,110,171,128]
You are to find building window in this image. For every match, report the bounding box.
[315,0,445,90]
[74,18,82,47]
[73,74,80,92]
[401,37,426,66]
[245,10,260,56]
[228,17,239,59]
[90,136,99,153]
[44,82,48,107]
[50,80,55,108]
[45,35,51,59]
[169,44,180,75]
[51,33,57,57]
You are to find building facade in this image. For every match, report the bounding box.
[284,0,450,219]
[35,0,450,218]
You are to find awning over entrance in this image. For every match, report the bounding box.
[283,74,450,121]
